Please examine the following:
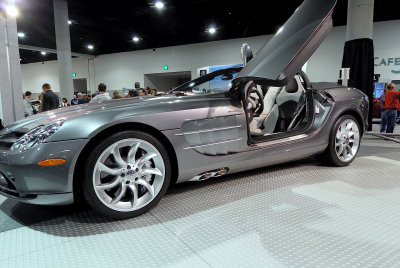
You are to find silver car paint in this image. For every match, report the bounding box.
[0,0,369,205]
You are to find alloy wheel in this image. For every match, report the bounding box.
[92,138,165,212]
[334,119,360,162]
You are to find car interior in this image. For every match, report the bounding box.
[246,73,311,139]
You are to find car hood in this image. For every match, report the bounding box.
[1,95,177,135]
[234,0,337,86]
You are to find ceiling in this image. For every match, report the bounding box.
[15,0,396,64]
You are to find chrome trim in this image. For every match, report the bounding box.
[255,134,308,147]
[183,138,243,150]
[176,125,242,136]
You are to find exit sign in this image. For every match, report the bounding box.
[72,73,77,77]
[163,65,168,70]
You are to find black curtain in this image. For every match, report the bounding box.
[342,38,374,131]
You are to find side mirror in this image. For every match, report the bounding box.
[241,43,253,66]
[221,73,233,80]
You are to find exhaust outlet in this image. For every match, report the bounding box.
[189,168,229,181]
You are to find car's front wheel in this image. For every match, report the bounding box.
[323,115,361,166]
[82,131,171,219]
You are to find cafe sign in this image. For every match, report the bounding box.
[374,57,400,74]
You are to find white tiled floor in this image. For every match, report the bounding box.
[1,129,400,267]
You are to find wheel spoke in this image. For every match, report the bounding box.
[136,153,157,166]
[127,142,141,164]
[342,146,349,159]
[335,139,342,147]
[129,184,139,208]
[346,122,353,132]
[348,131,355,138]
[98,163,122,176]
[336,144,344,156]
[112,147,127,168]
[136,178,155,196]
[346,145,353,156]
[336,130,342,139]
[141,167,162,177]
[96,177,121,190]
[339,125,345,135]
[111,184,127,205]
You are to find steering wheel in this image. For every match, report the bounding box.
[244,81,264,122]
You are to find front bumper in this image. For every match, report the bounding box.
[0,138,89,205]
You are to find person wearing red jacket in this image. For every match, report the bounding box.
[384,83,400,133]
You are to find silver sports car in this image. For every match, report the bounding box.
[0,0,368,219]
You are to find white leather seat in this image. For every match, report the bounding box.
[250,75,304,136]
[250,86,281,136]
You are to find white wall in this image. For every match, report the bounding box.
[20,20,400,99]
[21,57,93,95]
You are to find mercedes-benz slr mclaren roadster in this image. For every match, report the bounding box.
[0,0,368,219]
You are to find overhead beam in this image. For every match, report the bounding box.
[19,44,95,59]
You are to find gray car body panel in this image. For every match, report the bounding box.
[0,84,368,205]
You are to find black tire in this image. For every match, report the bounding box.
[322,115,361,167]
[82,130,171,219]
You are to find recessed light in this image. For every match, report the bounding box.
[68,20,72,25]
[6,5,19,17]
[208,27,216,34]
[132,36,140,42]
[17,32,25,38]
[155,1,164,9]
[41,51,47,55]
[87,45,94,50]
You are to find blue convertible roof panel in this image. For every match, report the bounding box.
[235,0,337,86]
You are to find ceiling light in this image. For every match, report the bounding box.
[87,45,94,50]
[132,36,140,42]
[5,5,19,17]
[68,20,72,25]
[41,51,47,55]
[17,32,25,38]
[155,1,164,9]
[208,27,216,34]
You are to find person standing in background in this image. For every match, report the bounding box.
[144,86,150,95]
[113,91,122,99]
[380,88,388,133]
[384,83,400,133]
[90,83,112,103]
[71,94,79,105]
[61,98,70,107]
[23,91,34,117]
[41,83,60,112]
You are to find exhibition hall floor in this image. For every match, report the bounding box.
[1,126,400,267]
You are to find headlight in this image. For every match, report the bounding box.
[11,120,65,152]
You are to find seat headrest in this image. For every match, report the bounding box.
[284,77,299,94]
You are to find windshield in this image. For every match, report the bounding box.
[169,67,242,95]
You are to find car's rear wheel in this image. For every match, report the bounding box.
[323,115,361,166]
[82,131,171,219]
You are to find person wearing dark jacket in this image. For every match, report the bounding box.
[384,83,400,133]
[41,83,60,112]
